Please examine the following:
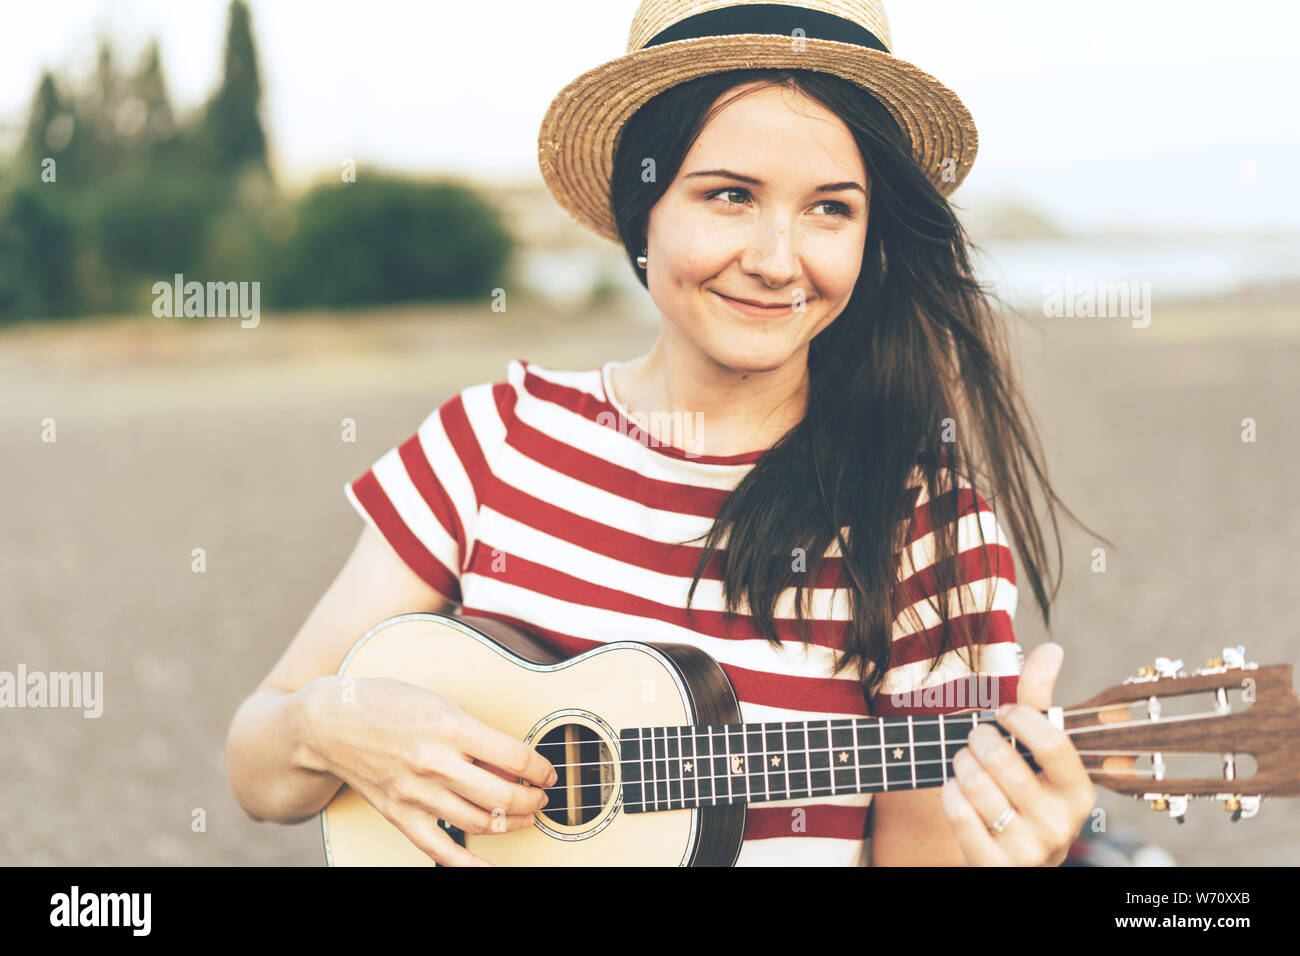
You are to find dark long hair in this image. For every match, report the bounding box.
[609,69,1113,696]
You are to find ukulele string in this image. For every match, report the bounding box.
[529,765,1166,815]
[534,708,1228,773]
[537,749,1154,777]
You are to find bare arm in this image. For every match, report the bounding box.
[225,525,455,824]
[869,788,966,866]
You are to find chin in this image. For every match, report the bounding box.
[702,339,804,374]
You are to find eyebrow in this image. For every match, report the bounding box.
[683,168,867,195]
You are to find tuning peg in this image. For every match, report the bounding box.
[1154,657,1184,679]
[1125,665,1157,684]
[1142,793,1188,822]
[1215,794,1262,821]
[1167,795,1188,824]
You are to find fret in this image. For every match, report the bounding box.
[643,728,655,812]
[939,712,948,782]
[693,728,709,806]
[785,723,809,800]
[727,724,748,803]
[807,720,832,797]
[618,729,643,813]
[781,722,792,799]
[830,719,856,795]
[667,727,682,810]
[639,728,652,812]
[681,728,697,808]
[745,724,767,802]
[653,727,669,812]
[912,711,944,788]
[853,719,863,793]
[878,719,888,791]
[707,725,726,806]
[639,728,650,811]
[722,725,735,803]
[763,722,785,801]
[907,715,917,789]
[882,716,912,790]
[859,718,884,791]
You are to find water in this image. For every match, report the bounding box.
[519,237,1300,317]
[970,236,1300,311]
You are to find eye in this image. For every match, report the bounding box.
[812,200,854,218]
[704,188,854,219]
[706,186,751,207]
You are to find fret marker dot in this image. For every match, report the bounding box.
[771,755,781,768]
[838,751,849,763]
[893,747,903,760]
[683,761,693,773]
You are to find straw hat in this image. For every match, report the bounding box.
[537,0,979,245]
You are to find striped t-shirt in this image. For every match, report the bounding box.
[345,358,1021,866]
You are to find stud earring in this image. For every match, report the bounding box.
[636,248,647,269]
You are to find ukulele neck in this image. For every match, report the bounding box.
[619,711,1042,812]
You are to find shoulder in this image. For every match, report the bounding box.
[425,357,607,462]
[896,460,1016,589]
[900,459,1000,530]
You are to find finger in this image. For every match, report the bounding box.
[432,786,536,835]
[997,704,1091,795]
[457,721,557,789]
[939,779,1009,866]
[440,755,551,816]
[965,724,1045,813]
[951,746,1039,861]
[1014,642,1063,711]
[401,812,494,867]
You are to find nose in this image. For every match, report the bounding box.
[738,215,801,289]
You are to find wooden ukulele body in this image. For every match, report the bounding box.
[321,612,746,866]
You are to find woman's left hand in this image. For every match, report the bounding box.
[939,642,1104,866]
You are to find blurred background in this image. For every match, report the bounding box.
[1,0,1297,866]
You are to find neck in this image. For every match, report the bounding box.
[620,710,1041,812]
[612,329,810,457]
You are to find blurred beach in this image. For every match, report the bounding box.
[2,279,1298,866]
[4,0,1300,870]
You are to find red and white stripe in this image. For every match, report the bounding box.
[346,358,1021,866]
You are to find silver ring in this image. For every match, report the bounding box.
[988,806,1016,835]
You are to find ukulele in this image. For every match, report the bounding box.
[320,612,1300,866]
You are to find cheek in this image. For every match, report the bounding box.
[808,237,866,299]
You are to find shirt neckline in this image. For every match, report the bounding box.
[597,361,769,466]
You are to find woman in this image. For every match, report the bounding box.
[226,0,1122,866]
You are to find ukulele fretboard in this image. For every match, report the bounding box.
[619,713,1040,812]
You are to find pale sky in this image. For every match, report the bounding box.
[3,0,1298,234]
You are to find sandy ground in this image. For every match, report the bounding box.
[1,288,1297,866]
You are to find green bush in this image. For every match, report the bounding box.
[0,185,80,321]
[87,168,226,283]
[268,176,513,309]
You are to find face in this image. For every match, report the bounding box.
[643,82,869,374]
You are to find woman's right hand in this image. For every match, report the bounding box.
[300,675,557,866]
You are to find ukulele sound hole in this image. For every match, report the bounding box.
[535,723,616,828]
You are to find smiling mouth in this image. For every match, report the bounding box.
[712,291,808,315]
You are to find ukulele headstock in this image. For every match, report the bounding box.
[1063,646,1300,822]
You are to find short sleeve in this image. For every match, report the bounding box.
[343,383,500,606]
[870,471,1021,716]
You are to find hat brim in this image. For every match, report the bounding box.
[537,34,978,244]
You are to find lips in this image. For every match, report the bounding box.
[712,291,804,317]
